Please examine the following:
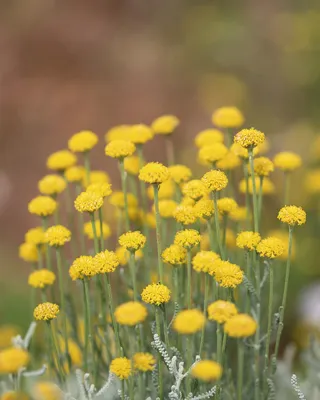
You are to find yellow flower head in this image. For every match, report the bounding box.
[47,150,77,172]
[253,157,274,177]
[207,301,238,324]
[147,179,174,200]
[124,156,141,176]
[181,196,196,207]
[84,220,111,240]
[195,129,224,148]
[28,196,57,217]
[139,162,170,184]
[214,261,244,288]
[65,166,85,183]
[1,391,28,400]
[141,283,171,306]
[93,250,120,274]
[191,360,222,382]
[236,231,261,251]
[69,256,98,280]
[216,151,241,171]
[194,198,214,220]
[110,192,138,209]
[234,128,265,149]
[38,174,66,196]
[198,143,228,166]
[182,180,208,201]
[201,170,228,192]
[224,313,257,337]
[217,197,238,215]
[151,115,179,135]
[192,251,220,273]
[0,348,30,374]
[278,205,306,226]
[133,352,156,372]
[115,246,143,266]
[230,143,259,160]
[239,177,275,195]
[86,182,112,198]
[168,165,192,184]
[34,302,59,321]
[268,229,296,261]
[83,170,110,188]
[212,107,244,128]
[162,244,187,266]
[0,326,20,349]
[105,125,131,142]
[105,140,136,159]
[157,199,178,218]
[174,229,201,249]
[305,169,320,194]
[273,151,302,172]
[68,130,98,153]
[173,309,205,334]
[129,124,154,144]
[256,237,285,259]
[110,357,132,380]
[19,242,39,263]
[28,269,56,289]
[119,231,146,252]
[229,206,248,222]
[173,205,197,225]
[33,382,62,400]
[74,191,103,213]
[115,302,148,326]
[226,228,236,249]
[45,225,71,247]
[25,227,45,246]
[146,212,157,228]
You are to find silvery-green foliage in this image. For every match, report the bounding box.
[291,375,306,399]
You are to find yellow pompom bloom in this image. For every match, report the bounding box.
[45,225,71,247]
[84,220,111,240]
[174,229,201,249]
[198,143,228,166]
[58,338,82,367]
[217,197,238,215]
[129,124,154,144]
[28,196,57,217]
[256,237,285,259]
[0,326,20,349]
[224,314,257,337]
[141,283,171,306]
[162,244,187,266]
[201,170,228,192]
[68,130,98,153]
[207,301,238,324]
[115,302,147,326]
[230,143,259,160]
[212,107,244,128]
[83,170,110,188]
[191,360,223,382]
[181,196,196,207]
[236,231,261,251]
[105,125,131,142]
[110,192,138,209]
[278,205,306,226]
[0,348,30,374]
[133,352,156,372]
[273,151,302,172]
[65,166,85,183]
[38,174,66,196]
[173,205,197,225]
[151,115,179,135]
[74,191,103,213]
[124,156,141,176]
[305,169,320,194]
[215,261,244,288]
[268,229,296,261]
[86,182,112,198]
[115,246,143,266]
[147,179,174,200]
[110,357,132,380]
[157,200,178,218]
[194,198,214,220]
[229,206,248,222]
[216,151,241,171]
[168,164,192,184]
[34,302,59,321]
[173,309,205,334]
[19,242,39,263]
[195,129,224,148]
[69,256,98,280]
[146,212,157,228]
[139,162,170,184]
[47,150,77,172]
[33,381,62,400]
[28,269,56,289]
[239,177,275,195]
[253,157,274,177]
[25,227,45,246]
[226,228,236,249]
[93,250,120,274]
[105,140,136,159]
[119,231,146,252]
[182,180,208,201]
[1,392,28,400]
[192,251,220,273]
[234,128,265,149]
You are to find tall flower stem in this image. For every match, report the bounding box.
[263,262,274,394]
[104,274,121,355]
[83,152,91,185]
[98,208,105,251]
[213,193,225,259]
[153,184,164,282]
[216,324,222,363]
[244,251,251,313]
[207,220,215,252]
[119,160,130,231]
[243,162,251,230]
[186,249,192,308]
[165,136,175,166]
[83,278,96,377]
[237,339,244,400]
[129,252,138,301]
[254,254,261,400]
[155,307,164,400]
[248,148,259,233]
[258,176,264,224]
[42,217,52,271]
[76,183,86,254]
[47,321,65,384]
[199,273,209,356]
[90,212,100,254]
[186,335,192,396]
[284,172,290,205]
[64,180,77,258]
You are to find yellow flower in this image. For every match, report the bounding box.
[74,191,103,213]
[201,170,228,192]
[33,382,62,400]
[25,227,45,246]
[34,302,59,321]
[47,150,77,172]
[1,392,28,400]
[83,170,110,188]
[207,301,238,324]
[168,165,192,184]
[214,261,244,288]
[109,192,138,209]
[194,129,224,148]
[278,205,306,226]
[229,206,248,222]
[28,196,57,217]
[124,156,141,176]
[139,162,170,184]
[0,326,20,349]
[19,242,39,263]
[105,125,131,142]
[147,179,174,200]
[68,130,98,153]
[239,177,275,195]
[119,231,146,252]
[256,237,285,258]
[133,352,156,372]
[182,180,208,201]
[151,115,179,135]
[105,140,136,159]
[93,250,120,274]
[115,302,148,326]
[226,228,236,249]
[234,128,265,148]
[217,197,238,215]
[69,256,98,280]
[45,225,71,247]
[0,347,30,374]
[174,229,201,249]
[273,151,302,172]
[115,246,143,266]
[84,220,111,240]
[191,360,223,382]
[269,229,296,260]
[129,124,154,144]
[216,151,241,171]
[157,199,178,218]
[181,196,196,207]
[192,251,220,273]
[146,212,157,228]
[58,338,82,367]
[141,283,171,306]
[28,269,56,289]
[38,174,66,196]
[173,309,205,334]
[212,107,244,128]
[253,157,274,177]
[194,198,214,219]
[198,143,228,166]
[162,244,187,266]
[173,205,197,225]
[65,166,85,183]
[86,182,112,198]
[224,314,257,337]
[110,357,132,380]
[230,143,259,160]
[305,169,320,194]
[236,231,261,251]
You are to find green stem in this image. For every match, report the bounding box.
[90,212,100,254]
[186,249,192,308]
[199,273,209,356]
[207,220,215,252]
[258,176,264,225]
[47,321,64,384]
[243,161,251,230]
[248,148,259,233]
[83,152,91,185]
[104,274,121,355]
[221,331,227,363]
[217,323,222,363]
[121,380,125,400]
[222,215,228,251]
[284,172,290,205]
[82,281,88,370]
[162,305,170,350]
[244,251,251,313]
[129,251,138,301]
[42,217,52,270]
[98,208,105,251]
[83,278,95,376]
[254,254,261,400]
[119,159,130,231]
[264,262,274,394]
[64,179,77,258]
[237,339,244,400]
[165,136,175,165]
[76,183,86,254]
[155,307,163,400]
[186,335,192,396]
[213,193,225,259]
[153,185,164,282]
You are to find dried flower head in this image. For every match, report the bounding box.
[207,300,238,324]
[119,231,146,252]
[110,357,132,380]
[214,261,244,288]
[74,191,103,213]
[34,302,59,321]
[173,309,205,334]
[162,244,187,266]
[105,140,136,159]
[195,129,224,148]
[129,124,154,144]
[0,348,30,374]
[68,130,98,153]
[133,352,156,372]
[25,227,45,246]
[191,360,223,382]
[69,256,98,280]
[28,196,57,217]
[168,164,192,184]
[141,283,171,306]
[194,198,215,219]
[216,151,241,171]
[273,151,302,172]
[124,156,141,176]
[256,237,285,258]
[236,231,261,251]
[115,302,148,326]
[278,205,306,226]
[217,197,238,215]
[174,229,201,249]
[47,150,77,172]
[151,115,179,135]
[224,313,257,337]
[84,220,111,240]
[212,107,244,128]
[45,225,71,247]
[192,251,220,273]
[65,166,85,183]
[182,180,208,201]
[201,170,228,192]
[139,162,170,184]
[173,205,197,225]
[234,128,265,149]
[253,157,274,177]
[93,250,120,274]
[28,269,56,289]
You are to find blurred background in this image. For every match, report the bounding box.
[1,1,320,349]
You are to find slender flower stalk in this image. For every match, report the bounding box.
[90,212,100,254]
[119,160,130,231]
[104,274,121,355]
[47,321,65,384]
[248,148,259,233]
[258,176,264,223]
[129,252,138,301]
[237,339,244,400]
[186,249,192,308]
[155,307,164,400]
[165,136,175,166]
[243,162,251,230]
[284,172,290,205]
[153,184,164,282]
[76,183,86,254]
[213,193,225,259]
[264,261,274,393]
[83,278,96,376]
[83,151,91,185]
[98,208,105,251]
[199,273,209,356]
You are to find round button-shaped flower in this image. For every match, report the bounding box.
[195,129,224,148]
[162,244,187,266]
[214,261,244,288]
[139,162,170,184]
[174,229,201,249]
[253,157,274,177]
[115,301,147,326]
[278,206,306,226]
[217,197,238,215]
[198,143,228,166]
[19,242,39,263]
[65,166,85,183]
[173,309,205,335]
[133,352,156,372]
[224,313,257,337]
[47,150,77,172]
[194,198,214,220]
[168,165,192,184]
[256,237,285,259]
[84,220,111,240]
[93,250,119,274]
[0,348,30,374]
[151,115,179,135]
[119,231,146,252]
[239,177,275,195]
[74,191,103,213]
[68,130,98,153]
[182,180,208,201]
[45,225,71,247]
[207,300,238,324]
[191,360,223,382]
[25,227,45,246]
[157,199,178,219]
[236,231,261,251]
[34,302,59,321]
[86,182,112,198]
[105,140,136,159]
[141,283,171,306]
[201,170,228,192]
[28,196,57,217]
[273,151,302,172]
[128,124,154,144]
[230,206,248,222]
[234,128,265,149]
[110,192,138,209]
[28,269,56,289]
[124,156,140,176]
[110,357,132,380]
[216,151,241,171]
[173,205,197,226]
[212,107,244,128]
[147,179,174,200]
[105,125,131,142]
[192,251,220,274]
[69,256,98,280]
